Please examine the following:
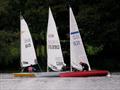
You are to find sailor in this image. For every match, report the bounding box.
[79,62,89,71]
[28,65,36,72]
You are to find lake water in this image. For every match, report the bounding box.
[0,73,120,90]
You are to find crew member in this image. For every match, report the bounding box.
[79,62,89,71]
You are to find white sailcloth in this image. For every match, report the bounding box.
[20,16,37,67]
[70,7,91,71]
[47,7,65,71]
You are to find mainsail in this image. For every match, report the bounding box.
[70,7,91,71]
[20,16,37,68]
[47,7,65,71]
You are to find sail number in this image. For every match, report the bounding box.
[72,34,80,39]
[73,41,80,46]
[25,43,31,48]
[48,45,60,49]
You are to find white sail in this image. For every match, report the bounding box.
[20,16,37,68]
[47,7,65,71]
[70,7,91,71]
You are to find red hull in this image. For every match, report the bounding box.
[59,70,109,77]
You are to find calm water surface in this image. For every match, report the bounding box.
[0,73,120,90]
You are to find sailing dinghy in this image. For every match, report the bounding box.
[47,7,66,72]
[60,7,109,77]
[14,16,38,77]
[35,7,67,77]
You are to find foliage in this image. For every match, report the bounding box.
[86,45,103,55]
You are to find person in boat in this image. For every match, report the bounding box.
[79,62,89,71]
[28,65,36,72]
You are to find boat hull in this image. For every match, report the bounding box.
[13,70,109,77]
[36,72,60,77]
[14,73,36,77]
[59,70,109,77]
[13,72,60,77]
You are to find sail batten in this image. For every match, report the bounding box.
[70,7,91,71]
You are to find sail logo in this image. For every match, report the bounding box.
[48,40,59,44]
[72,35,80,40]
[24,38,31,48]
[48,34,54,38]
[56,57,64,66]
[71,31,80,40]
[71,31,79,35]
[73,41,80,46]
[48,45,60,49]
[56,62,64,66]
[24,38,31,43]
[22,61,28,64]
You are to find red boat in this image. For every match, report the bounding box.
[59,70,109,77]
